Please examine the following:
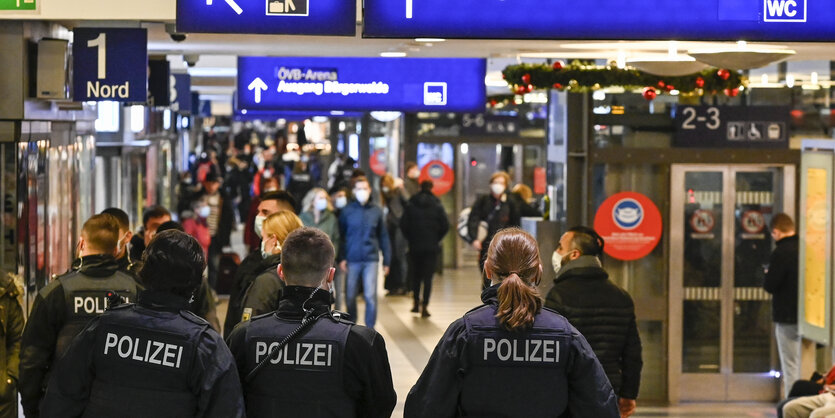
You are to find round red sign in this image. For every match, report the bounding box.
[418,160,454,196]
[593,191,663,261]
[741,210,765,234]
[690,209,715,233]
[369,149,387,176]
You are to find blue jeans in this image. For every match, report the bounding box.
[346,261,378,329]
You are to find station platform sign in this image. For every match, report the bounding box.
[236,56,486,112]
[364,0,835,41]
[177,0,355,35]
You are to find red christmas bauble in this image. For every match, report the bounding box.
[525,84,534,93]
[665,84,675,92]
[552,83,563,90]
[657,81,666,89]
[489,99,498,107]
[552,61,564,71]
[514,85,527,95]
[642,87,657,101]
[717,69,731,80]
[521,74,531,84]
[695,76,705,88]
[724,87,739,97]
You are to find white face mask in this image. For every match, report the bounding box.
[198,206,211,219]
[254,215,266,238]
[491,183,506,196]
[334,196,347,209]
[115,233,127,257]
[314,198,328,212]
[354,189,370,204]
[261,237,281,258]
[382,186,390,193]
[552,250,562,275]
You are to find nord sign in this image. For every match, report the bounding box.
[72,28,147,103]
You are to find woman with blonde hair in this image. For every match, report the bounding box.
[405,228,618,418]
[239,210,303,321]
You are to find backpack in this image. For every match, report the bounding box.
[457,207,489,244]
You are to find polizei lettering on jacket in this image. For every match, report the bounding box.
[255,341,335,368]
[73,293,130,314]
[103,332,184,368]
[481,337,561,363]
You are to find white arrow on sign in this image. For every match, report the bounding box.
[206,0,243,15]
[248,77,268,103]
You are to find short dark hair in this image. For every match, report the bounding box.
[157,221,185,233]
[143,206,171,229]
[567,226,604,257]
[139,230,205,298]
[101,208,130,231]
[261,190,297,214]
[82,214,121,254]
[420,180,434,192]
[351,175,369,189]
[405,161,418,172]
[281,228,334,286]
[771,213,795,233]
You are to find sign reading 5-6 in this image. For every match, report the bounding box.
[72,28,147,103]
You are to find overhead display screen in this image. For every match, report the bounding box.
[177,0,355,35]
[236,57,486,112]
[363,0,835,41]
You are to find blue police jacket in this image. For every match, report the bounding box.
[404,285,619,418]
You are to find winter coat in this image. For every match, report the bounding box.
[466,193,521,245]
[0,274,23,418]
[763,235,799,324]
[400,190,450,253]
[545,258,643,400]
[338,200,391,265]
[300,210,341,258]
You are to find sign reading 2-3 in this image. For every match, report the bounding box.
[680,106,721,131]
[72,28,147,103]
[674,105,790,148]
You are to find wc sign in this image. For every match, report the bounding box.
[764,0,806,22]
[424,82,447,106]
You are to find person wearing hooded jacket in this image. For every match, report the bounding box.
[405,228,618,418]
[19,214,141,417]
[400,180,449,317]
[546,226,643,418]
[40,230,244,418]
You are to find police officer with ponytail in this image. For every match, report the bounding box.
[20,214,141,417]
[41,230,244,417]
[227,227,396,418]
[405,228,618,418]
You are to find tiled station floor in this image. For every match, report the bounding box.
[218,265,779,418]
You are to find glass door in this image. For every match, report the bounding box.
[669,164,794,402]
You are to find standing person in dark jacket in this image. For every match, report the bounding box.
[196,170,236,289]
[41,230,244,418]
[400,180,449,317]
[546,226,642,418]
[338,176,391,329]
[467,171,521,288]
[20,214,141,417]
[224,191,296,338]
[239,210,303,322]
[128,206,171,264]
[405,228,618,418]
[380,174,409,295]
[764,213,800,396]
[0,272,23,418]
[227,227,397,418]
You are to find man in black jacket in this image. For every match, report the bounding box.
[41,230,244,417]
[128,206,171,263]
[197,170,236,289]
[227,227,396,418]
[545,226,642,418]
[400,180,450,317]
[763,213,800,396]
[19,214,142,417]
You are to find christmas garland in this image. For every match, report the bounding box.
[502,61,746,98]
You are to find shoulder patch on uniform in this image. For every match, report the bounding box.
[249,311,275,322]
[180,309,210,326]
[329,311,355,325]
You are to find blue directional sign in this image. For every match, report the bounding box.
[177,0,355,35]
[237,57,486,112]
[234,110,364,121]
[364,0,835,41]
[171,74,193,113]
[73,28,147,102]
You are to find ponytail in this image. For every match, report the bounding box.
[496,273,542,332]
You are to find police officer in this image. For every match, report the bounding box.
[404,228,619,418]
[227,227,396,418]
[19,214,141,417]
[100,207,137,276]
[41,230,244,417]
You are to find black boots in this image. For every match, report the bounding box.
[411,300,420,313]
[421,302,430,318]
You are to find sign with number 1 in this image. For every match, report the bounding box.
[72,28,147,102]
